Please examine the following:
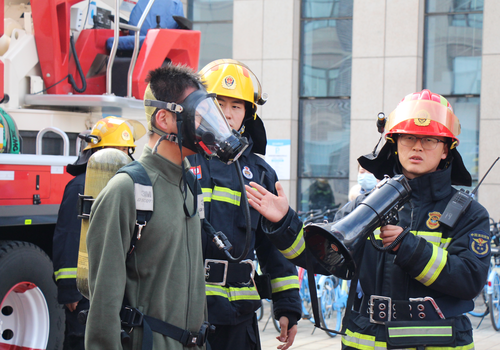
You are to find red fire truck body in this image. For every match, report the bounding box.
[0,1,200,348]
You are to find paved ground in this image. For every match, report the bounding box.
[257,298,500,349]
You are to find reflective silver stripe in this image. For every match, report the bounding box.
[388,325,453,337]
[205,284,260,301]
[416,245,448,286]
[341,329,387,350]
[54,267,77,281]
[440,237,452,249]
[271,276,300,293]
[201,188,213,202]
[211,186,241,206]
[278,228,305,260]
[416,231,442,246]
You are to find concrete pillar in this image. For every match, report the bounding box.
[478,0,500,219]
[350,0,424,189]
[233,0,300,207]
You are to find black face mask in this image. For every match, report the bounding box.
[145,88,248,164]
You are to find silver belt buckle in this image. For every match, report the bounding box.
[205,259,228,286]
[369,295,392,324]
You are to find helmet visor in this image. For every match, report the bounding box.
[386,99,461,137]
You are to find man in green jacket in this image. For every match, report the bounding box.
[85,63,247,349]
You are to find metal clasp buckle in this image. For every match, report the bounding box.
[135,221,147,240]
[205,259,228,285]
[369,295,392,324]
[120,306,144,328]
[77,194,94,219]
[239,259,256,287]
[409,296,445,319]
[186,333,198,348]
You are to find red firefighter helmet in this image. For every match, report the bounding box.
[358,89,472,186]
[385,89,461,148]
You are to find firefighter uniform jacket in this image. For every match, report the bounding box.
[52,171,89,340]
[262,166,491,349]
[53,172,86,305]
[188,139,302,327]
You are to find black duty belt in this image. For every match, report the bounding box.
[364,295,446,324]
[120,306,214,349]
[204,259,255,286]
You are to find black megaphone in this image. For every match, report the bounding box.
[304,175,412,280]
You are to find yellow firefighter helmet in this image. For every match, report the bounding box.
[83,116,146,151]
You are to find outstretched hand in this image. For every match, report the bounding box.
[245,181,289,223]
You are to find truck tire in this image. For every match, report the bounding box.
[0,240,64,350]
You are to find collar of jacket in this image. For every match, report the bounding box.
[405,165,453,203]
[139,145,189,184]
[241,135,255,158]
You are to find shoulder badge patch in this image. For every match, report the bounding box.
[190,165,202,180]
[242,166,253,179]
[426,211,441,230]
[468,231,490,258]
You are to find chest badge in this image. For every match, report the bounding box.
[469,231,490,258]
[190,165,202,180]
[426,211,441,230]
[242,166,253,180]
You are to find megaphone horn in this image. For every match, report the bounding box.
[304,175,412,280]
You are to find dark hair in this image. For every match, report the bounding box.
[145,63,205,103]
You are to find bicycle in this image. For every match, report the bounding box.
[253,257,281,333]
[297,266,347,337]
[487,245,500,331]
[487,219,500,331]
[467,218,500,330]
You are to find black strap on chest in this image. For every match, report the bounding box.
[116,161,153,260]
[117,162,213,349]
[120,305,213,349]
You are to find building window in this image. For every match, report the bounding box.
[298,0,353,212]
[424,0,483,182]
[187,0,233,69]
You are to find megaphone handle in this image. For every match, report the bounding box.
[369,226,411,252]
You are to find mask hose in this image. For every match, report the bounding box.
[206,159,252,263]
[219,159,252,263]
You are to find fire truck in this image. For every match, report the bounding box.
[0,0,200,348]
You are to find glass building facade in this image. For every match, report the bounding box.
[187,0,486,211]
[298,0,353,212]
[424,0,483,182]
[187,0,233,69]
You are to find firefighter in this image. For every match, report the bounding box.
[85,64,249,350]
[187,59,301,350]
[52,116,145,350]
[246,89,491,349]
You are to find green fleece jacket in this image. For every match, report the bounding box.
[85,146,206,350]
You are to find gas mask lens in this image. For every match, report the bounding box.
[194,96,248,164]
